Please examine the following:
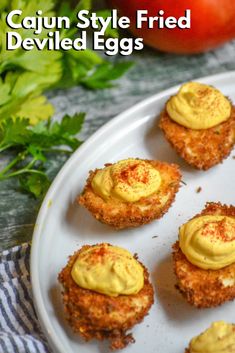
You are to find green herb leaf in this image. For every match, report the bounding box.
[30,113,85,150]
[19,173,50,198]
[27,144,46,162]
[81,61,133,89]
[0,118,31,149]
[13,95,54,125]
[0,78,11,105]
[0,72,56,123]
[0,0,8,11]
[59,113,86,135]
[3,50,62,76]
[76,0,92,12]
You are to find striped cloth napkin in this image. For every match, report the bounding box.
[0,243,51,353]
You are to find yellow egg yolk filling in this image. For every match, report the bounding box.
[166,82,231,130]
[91,159,161,202]
[71,244,144,297]
[179,215,235,270]
[189,321,235,353]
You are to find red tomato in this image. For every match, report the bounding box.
[109,0,235,54]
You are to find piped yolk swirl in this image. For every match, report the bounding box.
[91,159,161,202]
[179,215,235,270]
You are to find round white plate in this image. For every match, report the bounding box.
[31,71,235,353]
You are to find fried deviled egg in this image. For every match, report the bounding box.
[173,202,235,308]
[58,243,154,350]
[185,321,235,353]
[78,158,181,229]
[159,82,235,170]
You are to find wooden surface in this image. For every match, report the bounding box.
[1,42,235,251]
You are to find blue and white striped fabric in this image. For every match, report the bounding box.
[0,244,51,353]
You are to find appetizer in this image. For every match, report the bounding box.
[185,321,235,353]
[159,82,235,170]
[173,202,235,308]
[58,243,154,350]
[78,158,181,229]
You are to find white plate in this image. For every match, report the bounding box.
[31,71,235,353]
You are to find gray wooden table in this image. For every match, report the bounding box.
[1,41,235,251]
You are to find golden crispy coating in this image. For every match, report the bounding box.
[78,160,181,229]
[173,202,235,308]
[159,106,235,170]
[58,244,154,350]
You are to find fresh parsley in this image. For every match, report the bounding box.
[0,113,85,197]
